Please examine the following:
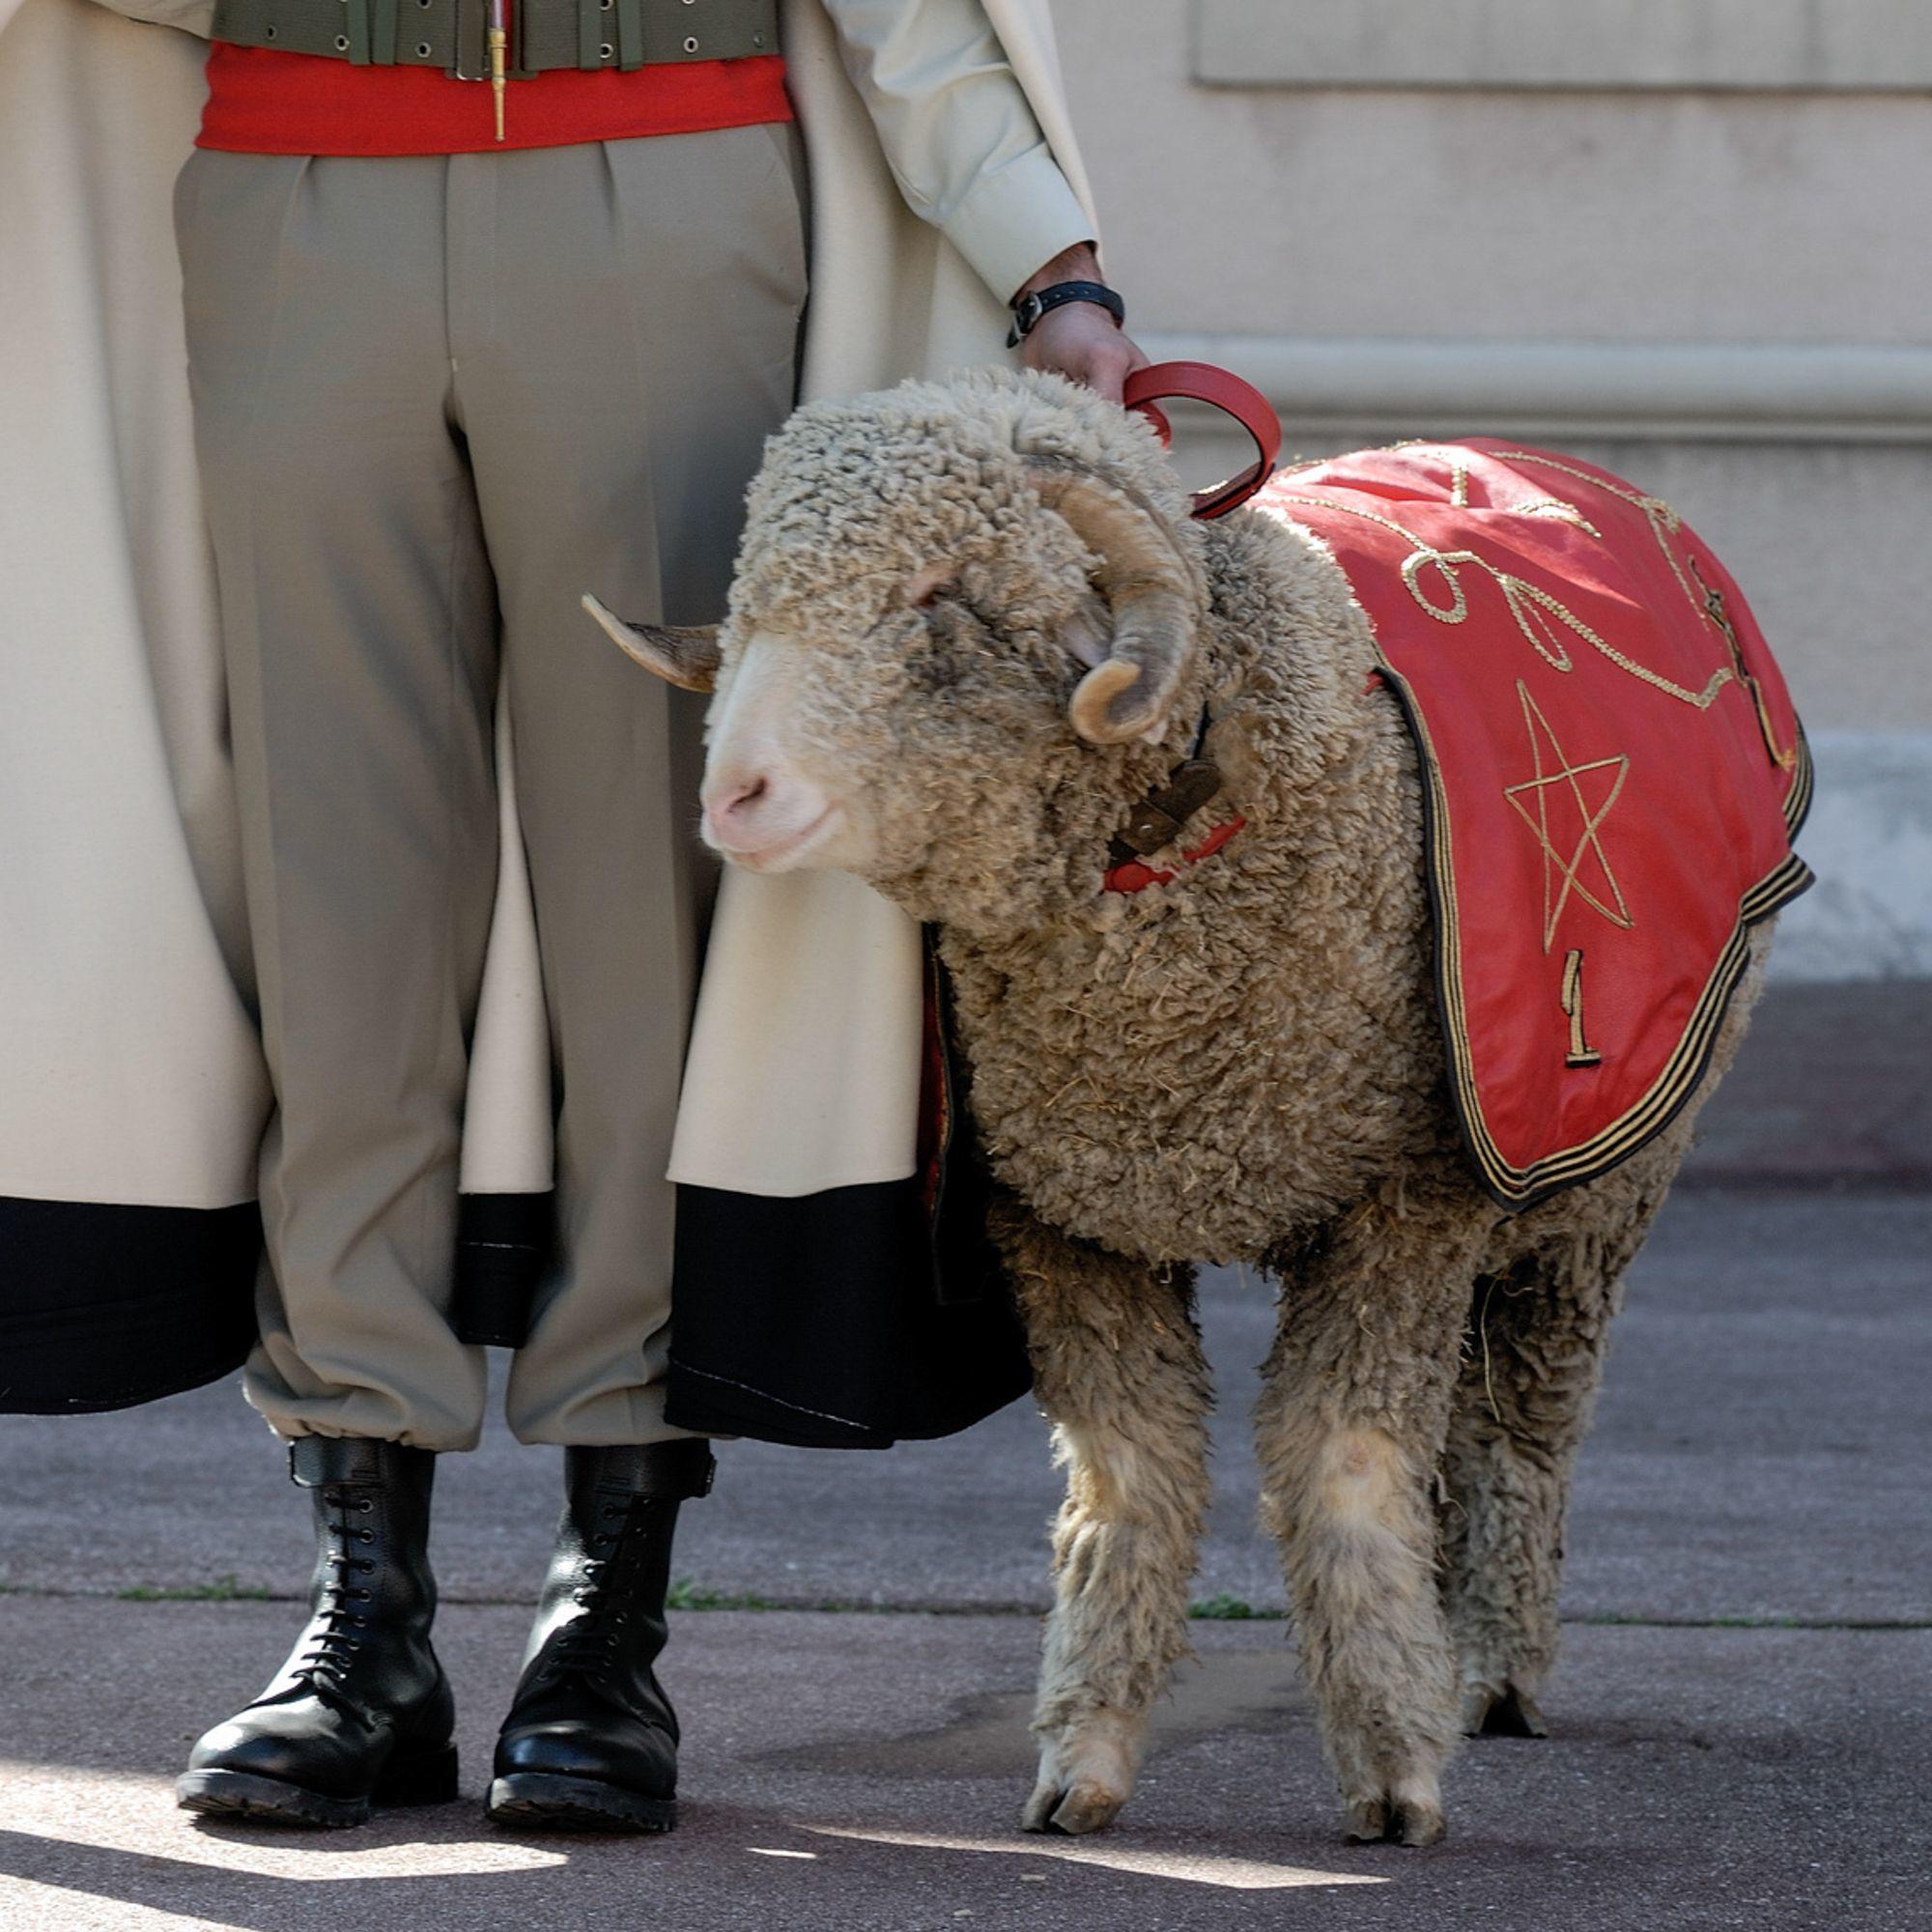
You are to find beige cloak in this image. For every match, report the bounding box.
[0,0,1098,1405]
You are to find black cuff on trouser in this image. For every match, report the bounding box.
[451,1191,554,1348]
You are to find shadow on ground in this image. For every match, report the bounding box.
[1,984,1927,1928]
[1,1605,1925,1932]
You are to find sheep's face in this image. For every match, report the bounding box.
[699,543,1124,908]
[587,369,1209,930]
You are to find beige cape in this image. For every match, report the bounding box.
[0,0,1097,1239]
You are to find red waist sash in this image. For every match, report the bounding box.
[198,44,791,156]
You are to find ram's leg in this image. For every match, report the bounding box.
[998,1207,1210,1837]
[1257,1182,1491,1848]
[1442,1149,1675,1740]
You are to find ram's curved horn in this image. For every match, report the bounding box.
[582,593,722,694]
[1029,469,1198,744]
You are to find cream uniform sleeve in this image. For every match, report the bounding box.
[78,0,214,31]
[818,0,1098,306]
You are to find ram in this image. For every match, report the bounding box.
[590,366,1810,1847]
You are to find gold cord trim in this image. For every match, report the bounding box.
[1378,662,1813,1212]
[1501,680,1635,952]
[1272,490,1736,710]
[1276,444,1815,1211]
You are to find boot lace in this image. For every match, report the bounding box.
[290,1486,380,1697]
[539,1497,647,1686]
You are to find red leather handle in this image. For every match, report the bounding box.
[1122,360,1281,520]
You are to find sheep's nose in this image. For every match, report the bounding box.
[704,773,773,846]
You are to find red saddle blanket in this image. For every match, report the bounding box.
[1257,441,1812,1209]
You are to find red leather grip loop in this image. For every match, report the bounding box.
[1122,361,1282,520]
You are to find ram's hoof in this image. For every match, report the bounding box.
[1343,1796,1390,1842]
[1023,1715,1139,1835]
[1462,1683,1549,1739]
[1344,1791,1445,1848]
[1021,1776,1125,1835]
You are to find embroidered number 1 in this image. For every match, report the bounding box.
[1562,950,1603,1068]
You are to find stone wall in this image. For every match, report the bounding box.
[1049,0,1932,976]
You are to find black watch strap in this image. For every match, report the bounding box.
[1007,279,1125,349]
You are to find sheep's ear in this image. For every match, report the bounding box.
[1060,590,1115,671]
[1031,469,1198,744]
[582,594,722,693]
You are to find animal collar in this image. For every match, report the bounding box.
[1102,704,1247,895]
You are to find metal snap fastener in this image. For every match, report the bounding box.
[683,34,697,50]
[599,41,612,56]
[263,21,276,35]
[752,29,763,43]
[334,33,349,47]
[416,38,432,53]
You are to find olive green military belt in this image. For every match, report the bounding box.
[211,0,778,81]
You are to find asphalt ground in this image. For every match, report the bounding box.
[1,982,1926,1929]
[2,1606,1923,1932]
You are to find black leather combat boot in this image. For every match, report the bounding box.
[176,1436,456,1828]
[487,1439,715,1833]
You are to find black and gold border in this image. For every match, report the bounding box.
[1782,717,1815,838]
[1378,664,1815,1214]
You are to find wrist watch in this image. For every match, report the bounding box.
[1007,279,1126,349]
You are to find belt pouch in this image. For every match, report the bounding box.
[577,0,607,68]
[615,0,644,70]
[450,0,484,75]
[368,0,397,63]
[342,0,399,64]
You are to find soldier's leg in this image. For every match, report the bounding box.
[173,150,501,1826]
[450,128,808,1448]
[441,128,805,1833]
[177,148,497,1451]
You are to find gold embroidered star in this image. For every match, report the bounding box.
[1502,680,1634,953]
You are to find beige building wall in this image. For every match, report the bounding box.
[1051,0,1932,976]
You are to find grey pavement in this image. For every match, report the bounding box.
[0,981,1928,1928]
[3,1195,1924,1625]
[1678,980,1930,1194]
[0,1605,1924,1932]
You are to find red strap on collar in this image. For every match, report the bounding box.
[1098,362,1274,895]
[1122,361,1281,520]
[1103,815,1248,895]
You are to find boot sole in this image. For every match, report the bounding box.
[177,1743,459,1829]
[485,1774,676,1833]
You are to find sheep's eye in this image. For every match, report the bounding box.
[902,564,960,610]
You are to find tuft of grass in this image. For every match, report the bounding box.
[1190,1593,1284,1622]
[116,1574,271,1604]
[666,1577,779,1612]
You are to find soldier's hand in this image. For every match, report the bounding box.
[1020,300,1151,406]
[1011,242,1149,406]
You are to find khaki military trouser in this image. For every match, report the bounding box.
[174,127,807,1450]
